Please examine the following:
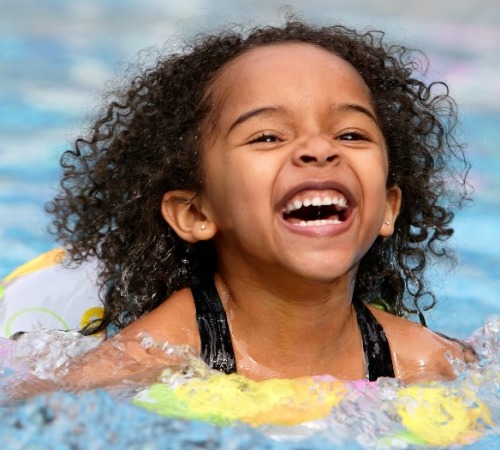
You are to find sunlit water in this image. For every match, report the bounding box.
[1,1,499,448]
[0,317,498,449]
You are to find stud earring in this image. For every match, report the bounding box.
[384,220,390,226]
[200,223,207,231]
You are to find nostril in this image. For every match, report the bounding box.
[299,154,336,164]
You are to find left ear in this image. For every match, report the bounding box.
[379,185,402,238]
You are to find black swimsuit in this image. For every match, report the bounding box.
[191,278,395,381]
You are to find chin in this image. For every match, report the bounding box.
[287,261,358,284]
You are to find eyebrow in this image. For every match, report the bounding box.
[336,103,378,124]
[226,106,283,136]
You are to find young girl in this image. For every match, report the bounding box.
[45,18,473,387]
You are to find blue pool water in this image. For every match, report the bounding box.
[1,1,499,448]
[0,320,498,449]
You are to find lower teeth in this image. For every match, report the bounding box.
[298,219,341,227]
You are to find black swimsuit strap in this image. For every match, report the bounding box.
[192,278,237,374]
[352,298,395,381]
[192,277,394,380]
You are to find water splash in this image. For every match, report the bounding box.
[0,318,498,449]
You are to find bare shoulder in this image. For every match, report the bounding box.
[56,288,200,392]
[118,287,200,351]
[369,306,474,384]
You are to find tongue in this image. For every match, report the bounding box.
[284,204,342,222]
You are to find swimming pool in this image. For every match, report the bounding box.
[1,0,499,337]
[1,1,499,448]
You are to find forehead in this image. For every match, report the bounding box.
[206,42,373,123]
[221,41,361,77]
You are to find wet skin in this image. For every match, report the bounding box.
[59,43,471,388]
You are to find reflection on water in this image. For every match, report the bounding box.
[0,1,499,448]
[0,318,498,449]
[1,1,499,340]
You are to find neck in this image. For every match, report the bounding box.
[214,270,363,379]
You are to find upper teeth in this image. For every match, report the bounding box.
[283,195,347,213]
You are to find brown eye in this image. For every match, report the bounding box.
[339,131,370,141]
[250,133,280,144]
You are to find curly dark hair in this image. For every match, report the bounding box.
[46,18,469,334]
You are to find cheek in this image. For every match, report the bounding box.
[200,154,229,217]
[358,157,390,216]
[366,151,389,188]
[202,157,258,225]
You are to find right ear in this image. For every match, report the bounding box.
[161,190,217,243]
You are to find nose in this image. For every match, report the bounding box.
[292,134,339,166]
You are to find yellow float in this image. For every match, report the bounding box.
[1,252,495,446]
[396,384,493,446]
[0,249,103,338]
[134,372,493,447]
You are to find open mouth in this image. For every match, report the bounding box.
[281,192,350,227]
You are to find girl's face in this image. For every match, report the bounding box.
[196,42,401,285]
